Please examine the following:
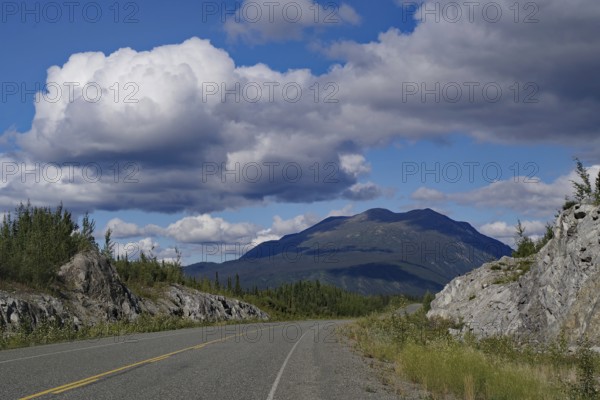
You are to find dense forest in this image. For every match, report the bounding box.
[244,280,392,318]
[0,202,97,287]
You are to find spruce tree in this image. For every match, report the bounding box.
[102,228,115,260]
[572,157,593,202]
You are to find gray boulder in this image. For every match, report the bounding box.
[58,251,143,324]
[0,292,69,333]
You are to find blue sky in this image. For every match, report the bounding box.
[1,0,599,263]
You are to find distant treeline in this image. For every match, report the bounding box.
[243,280,393,318]
[189,275,393,318]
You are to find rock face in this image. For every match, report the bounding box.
[0,292,69,331]
[140,285,269,322]
[0,251,268,334]
[428,202,600,346]
[58,251,142,324]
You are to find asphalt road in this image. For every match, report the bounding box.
[0,320,400,400]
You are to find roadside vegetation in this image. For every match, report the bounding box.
[344,308,600,400]
[0,314,203,350]
[0,202,395,349]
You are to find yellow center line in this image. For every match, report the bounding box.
[148,355,171,363]
[52,379,99,395]
[20,327,268,400]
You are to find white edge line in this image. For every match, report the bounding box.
[266,330,309,400]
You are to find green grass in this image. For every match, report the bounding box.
[492,276,517,285]
[0,313,261,350]
[124,281,166,302]
[492,260,533,285]
[343,311,595,400]
[397,341,558,399]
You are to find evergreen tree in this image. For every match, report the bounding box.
[77,212,97,251]
[234,273,242,295]
[572,157,593,202]
[512,220,536,258]
[563,158,600,208]
[102,228,115,260]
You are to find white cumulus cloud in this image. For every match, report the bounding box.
[2,0,599,214]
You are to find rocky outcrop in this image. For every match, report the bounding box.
[428,202,600,346]
[1,251,268,334]
[141,285,269,322]
[58,251,142,324]
[0,292,69,331]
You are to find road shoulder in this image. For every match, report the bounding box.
[335,322,434,400]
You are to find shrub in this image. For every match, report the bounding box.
[569,339,600,399]
[422,291,435,313]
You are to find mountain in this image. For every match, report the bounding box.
[185,208,512,296]
[428,202,600,346]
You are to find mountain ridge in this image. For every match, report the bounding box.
[186,207,512,296]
